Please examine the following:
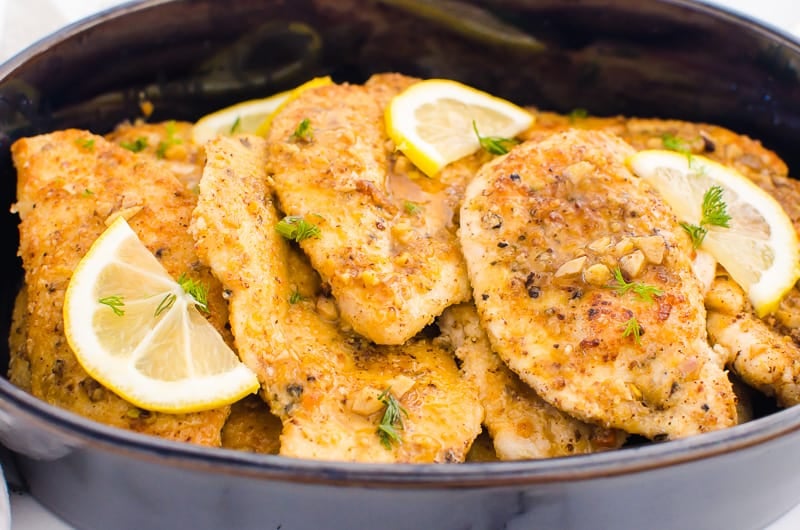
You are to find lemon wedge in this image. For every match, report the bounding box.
[628,149,800,316]
[254,75,333,136]
[192,91,291,145]
[63,217,259,413]
[385,78,533,177]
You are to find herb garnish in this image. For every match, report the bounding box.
[75,138,95,151]
[275,215,321,242]
[120,137,148,153]
[290,118,313,142]
[178,273,209,313]
[289,289,306,304]
[99,295,125,316]
[609,267,664,303]
[680,185,731,248]
[155,274,209,317]
[156,121,182,158]
[568,108,588,123]
[472,121,519,155]
[622,316,643,344]
[155,293,177,317]
[403,200,422,215]
[377,387,408,449]
[661,133,690,155]
[230,116,242,134]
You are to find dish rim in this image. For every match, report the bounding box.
[2,0,800,488]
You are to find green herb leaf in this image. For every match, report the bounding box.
[230,116,242,134]
[155,293,177,317]
[700,185,731,228]
[120,137,148,153]
[290,118,313,142]
[680,222,708,248]
[289,289,306,304]
[275,215,321,242]
[82,189,94,197]
[661,133,690,154]
[681,185,731,248]
[156,120,182,158]
[568,108,588,123]
[610,267,664,303]
[377,387,408,449]
[75,138,95,151]
[99,295,125,316]
[178,273,209,313]
[622,316,643,344]
[403,200,422,215]
[472,120,519,155]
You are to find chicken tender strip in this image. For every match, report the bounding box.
[11,130,230,446]
[460,129,737,439]
[191,135,482,462]
[265,75,471,345]
[706,272,800,406]
[438,303,626,460]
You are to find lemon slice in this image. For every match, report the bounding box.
[63,217,259,413]
[385,79,533,177]
[628,149,800,316]
[192,91,291,145]
[254,75,333,136]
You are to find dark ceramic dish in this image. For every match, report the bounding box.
[2,1,800,529]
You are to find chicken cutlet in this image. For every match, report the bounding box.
[706,271,800,406]
[460,129,737,439]
[105,119,204,190]
[8,287,31,392]
[191,134,482,462]
[11,130,230,445]
[221,396,283,454]
[264,74,471,345]
[526,111,800,406]
[438,303,626,459]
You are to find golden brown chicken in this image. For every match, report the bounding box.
[459,129,737,440]
[191,134,483,462]
[264,74,472,345]
[438,303,626,459]
[10,130,230,445]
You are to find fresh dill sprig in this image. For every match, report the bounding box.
[568,108,588,123]
[289,289,306,304]
[120,137,148,153]
[403,200,422,215]
[681,185,731,248]
[156,120,182,158]
[622,316,643,345]
[275,215,321,242]
[178,273,209,313]
[99,295,125,316]
[75,137,95,151]
[230,116,242,134]
[290,118,313,142]
[155,293,177,317]
[661,133,690,154]
[377,387,408,450]
[472,121,519,155]
[610,267,664,303]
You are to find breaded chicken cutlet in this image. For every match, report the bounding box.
[191,135,482,462]
[11,129,231,445]
[460,129,737,439]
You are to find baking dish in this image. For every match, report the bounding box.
[2,1,800,528]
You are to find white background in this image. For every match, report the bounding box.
[1,0,800,529]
